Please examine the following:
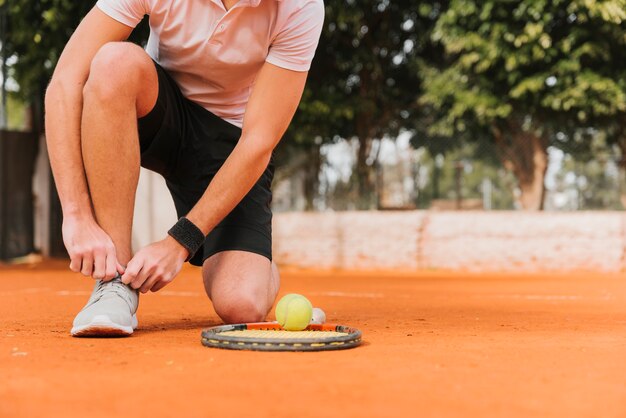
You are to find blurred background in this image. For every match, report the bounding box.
[1,1,625,269]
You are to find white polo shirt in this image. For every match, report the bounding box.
[96,0,325,127]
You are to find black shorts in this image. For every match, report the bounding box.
[137,61,273,266]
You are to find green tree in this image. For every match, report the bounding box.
[420,0,626,210]
[286,1,447,209]
[3,0,148,128]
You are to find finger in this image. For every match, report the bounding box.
[69,255,82,273]
[140,274,159,294]
[121,257,142,285]
[92,250,106,280]
[150,279,169,293]
[104,248,118,281]
[131,265,152,290]
[117,262,126,275]
[80,254,94,277]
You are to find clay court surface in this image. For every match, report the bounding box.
[1,261,626,418]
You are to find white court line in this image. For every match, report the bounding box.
[0,287,51,296]
[157,291,201,297]
[309,291,385,298]
[56,290,91,296]
[53,290,201,297]
[486,294,581,301]
[1,288,202,297]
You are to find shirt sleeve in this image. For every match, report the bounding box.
[96,0,148,28]
[266,0,325,72]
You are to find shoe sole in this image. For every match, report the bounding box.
[71,314,138,338]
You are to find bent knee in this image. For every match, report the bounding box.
[83,42,153,102]
[213,294,268,324]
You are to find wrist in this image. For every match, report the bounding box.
[62,203,94,222]
[167,217,205,262]
[164,235,190,260]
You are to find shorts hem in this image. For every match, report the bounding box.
[188,224,272,267]
[198,247,272,267]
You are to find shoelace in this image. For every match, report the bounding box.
[92,276,135,307]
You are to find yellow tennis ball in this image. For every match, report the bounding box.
[275,294,313,331]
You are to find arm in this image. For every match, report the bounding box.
[123,62,308,292]
[45,7,133,278]
[187,63,308,234]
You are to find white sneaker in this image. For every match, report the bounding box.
[71,275,139,337]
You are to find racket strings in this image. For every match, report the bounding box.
[219,330,348,339]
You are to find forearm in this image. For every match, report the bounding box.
[186,135,272,235]
[45,78,93,220]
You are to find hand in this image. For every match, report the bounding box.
[121,236,188,293]
[62,216,125,280]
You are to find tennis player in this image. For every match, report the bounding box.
[44,0,325,336]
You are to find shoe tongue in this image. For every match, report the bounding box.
[95,278,136,307]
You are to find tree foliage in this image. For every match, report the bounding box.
[286,1,447,208]
[422,0,626,133]
[5,0,626,211]
[419,0,626,209]
[3,0,147,100]
[4,0,89,98]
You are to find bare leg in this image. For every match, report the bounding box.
[81,42,158,267]
[203,251,280,323]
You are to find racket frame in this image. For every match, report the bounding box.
[201,322,362,352]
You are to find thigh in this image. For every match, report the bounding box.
[202,250,276,302]
[87,42,158,117]
[136,61,189,180]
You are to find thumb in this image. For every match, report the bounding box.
[121,256,141,285]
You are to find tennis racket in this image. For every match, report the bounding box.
[201,322,362,352]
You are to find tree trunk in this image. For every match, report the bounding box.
[302,143,321,211]
[517,150,547,210]
[493,120,548,210]
[354,136,377,209]
[615,125,626,209]
[617,149,626,210]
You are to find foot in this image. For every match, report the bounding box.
[71,275,139,337]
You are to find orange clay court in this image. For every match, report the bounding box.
[1,261,626,418]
